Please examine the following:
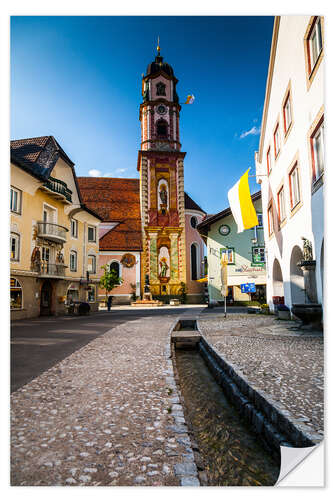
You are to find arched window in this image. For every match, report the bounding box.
[191,243,199,281]
[156,119,168,138]
[11,278,23,309]
[109,261,120,278]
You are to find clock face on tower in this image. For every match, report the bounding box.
[157,104,167,115]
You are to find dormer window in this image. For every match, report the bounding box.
[156,119,168,138]
[156,82,166,96]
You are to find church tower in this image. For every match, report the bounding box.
[138,42,187,297]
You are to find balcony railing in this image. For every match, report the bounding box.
[32,261,66,278]
[43,176,72,203]
[37,222,68,243]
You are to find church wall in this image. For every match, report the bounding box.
[97,251,141,304]
[185,210,206,302]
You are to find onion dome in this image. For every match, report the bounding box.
[146,55,174,77]
[145,40,174,78]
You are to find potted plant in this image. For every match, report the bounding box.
[99,265,123,311]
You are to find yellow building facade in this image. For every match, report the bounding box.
[10,136,102,319]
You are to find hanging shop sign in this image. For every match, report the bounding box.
[235,265,264,273]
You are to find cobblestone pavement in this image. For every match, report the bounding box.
[198,314,324,436]
[11,311,203,486]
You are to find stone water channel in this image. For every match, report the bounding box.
[172,320,280,486]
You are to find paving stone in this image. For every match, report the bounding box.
[199,314,324,435]
[11,313,201,486]
[174,462,197,476]
[134,475,146,484]
[180,476,200,486]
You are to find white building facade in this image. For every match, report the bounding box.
[255,16,324,311]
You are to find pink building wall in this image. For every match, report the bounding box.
[97,253,141,304]
[185,211,206,301]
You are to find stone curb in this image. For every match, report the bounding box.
[197,324,322,450]
[165,319,201,487]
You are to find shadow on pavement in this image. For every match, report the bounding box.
[11,307,204,393]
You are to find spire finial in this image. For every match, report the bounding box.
[157,36,160,55]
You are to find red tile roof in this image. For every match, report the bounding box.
[77,177,142,251]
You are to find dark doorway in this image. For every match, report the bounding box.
[40,280,53,316]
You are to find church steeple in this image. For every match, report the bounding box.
[137,47,187,298]
[140,47,181,152]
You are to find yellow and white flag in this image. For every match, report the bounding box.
[227,169,258,233]
[185,94,195,104]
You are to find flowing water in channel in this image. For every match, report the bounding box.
[175,349,280,486]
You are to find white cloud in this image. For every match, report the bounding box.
[239,126,261,139]
[88,169,102,177]
[88,167,132,178]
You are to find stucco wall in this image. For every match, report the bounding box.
[255,16,324,310]
[10,158,100,318]
[206,198,266,303]
[185,210,206,301]
[97,252,141,304]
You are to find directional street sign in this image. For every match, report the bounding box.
[241,282,256,293]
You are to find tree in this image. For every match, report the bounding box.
[99,265,123,302]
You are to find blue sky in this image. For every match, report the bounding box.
[11,16,274,214]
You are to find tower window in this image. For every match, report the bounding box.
[190,216,197,229]
[156,119,168,138]
[156,82,166,96]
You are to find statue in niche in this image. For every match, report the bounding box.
[159,183,168,206]
[56,250,64,264]
[31,246,41,272]
[156,82,166,96]
[302,238,313,261]
[159,257,169,278]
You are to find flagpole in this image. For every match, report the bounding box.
[224,295,226,318]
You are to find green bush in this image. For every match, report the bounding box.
[152,294,182,304]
